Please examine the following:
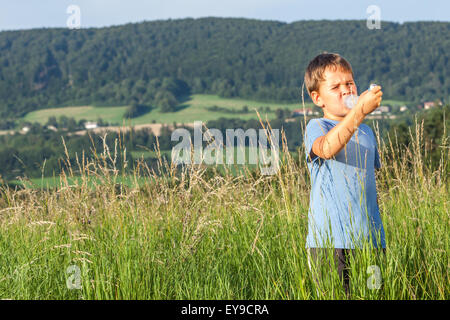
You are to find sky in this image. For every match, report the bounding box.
[0,0,448,31]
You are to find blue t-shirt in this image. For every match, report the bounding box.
[304,118,386,249]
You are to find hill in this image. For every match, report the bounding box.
[0,18,449,118]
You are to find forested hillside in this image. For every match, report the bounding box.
[0,18,449,118]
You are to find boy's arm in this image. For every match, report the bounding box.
[311,87,383,160]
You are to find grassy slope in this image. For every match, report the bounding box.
[0,136,447,300]
[24,106,128,125]
[12,147,288,188]
[23,94,314,125]
[23,94,410,126]
[0,119,448,299]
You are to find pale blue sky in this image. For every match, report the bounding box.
[0,0,448,31]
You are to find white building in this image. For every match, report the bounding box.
[372,106,390,115]
[423,102,435,110]
[20,126,30,134]
[423,101,443,110]
[84,121,98,130]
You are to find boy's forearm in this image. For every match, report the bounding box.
[312,106,366,159]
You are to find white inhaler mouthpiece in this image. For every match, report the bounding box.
[344,83,378,109]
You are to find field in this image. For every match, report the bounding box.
[24,105,129,125]
[23,94,315,126]
[0,119,447,300]
[22,95,411,130]
[11,147,289,189]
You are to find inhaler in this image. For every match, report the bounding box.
[344,84,378,109]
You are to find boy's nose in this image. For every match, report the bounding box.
[341,85,355,97]
[341,88,352,97]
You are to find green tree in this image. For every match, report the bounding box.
[155,90,178,113]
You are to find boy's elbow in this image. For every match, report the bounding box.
[321,145,334,160]
[322,154,333,160]
[312,136,334,160]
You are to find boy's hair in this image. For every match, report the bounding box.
[304,53,354,97]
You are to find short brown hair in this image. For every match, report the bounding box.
[304,53,353,97]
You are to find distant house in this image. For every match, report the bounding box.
[20,126,30,134]
[372,106,390,115]
[423,102,435,110]
[400,105,408,112]
[84,121,98,130]
[423,100,443,110]
[379,106,390,113]
[292,108,318,117]
[47,125,58,132]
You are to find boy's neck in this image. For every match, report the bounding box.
[323,110,345,122]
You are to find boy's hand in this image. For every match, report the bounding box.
[356,86,383,115]
[310,85,383,160]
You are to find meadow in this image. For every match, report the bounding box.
[23,95,410,127]
[10,147,287,189]
[23,94,319,125]
[0,118,447,300]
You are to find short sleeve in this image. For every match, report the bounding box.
[304,119,329,163]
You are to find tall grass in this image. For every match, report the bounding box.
[0,116,448,300]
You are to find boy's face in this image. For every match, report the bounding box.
[310,67,358,120]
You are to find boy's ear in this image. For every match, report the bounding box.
[310,91,324,108]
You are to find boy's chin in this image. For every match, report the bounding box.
[342,107,352,113]
[340,106,352,114]
[331,107,350,116]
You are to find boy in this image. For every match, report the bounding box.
[303,53,386,296]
